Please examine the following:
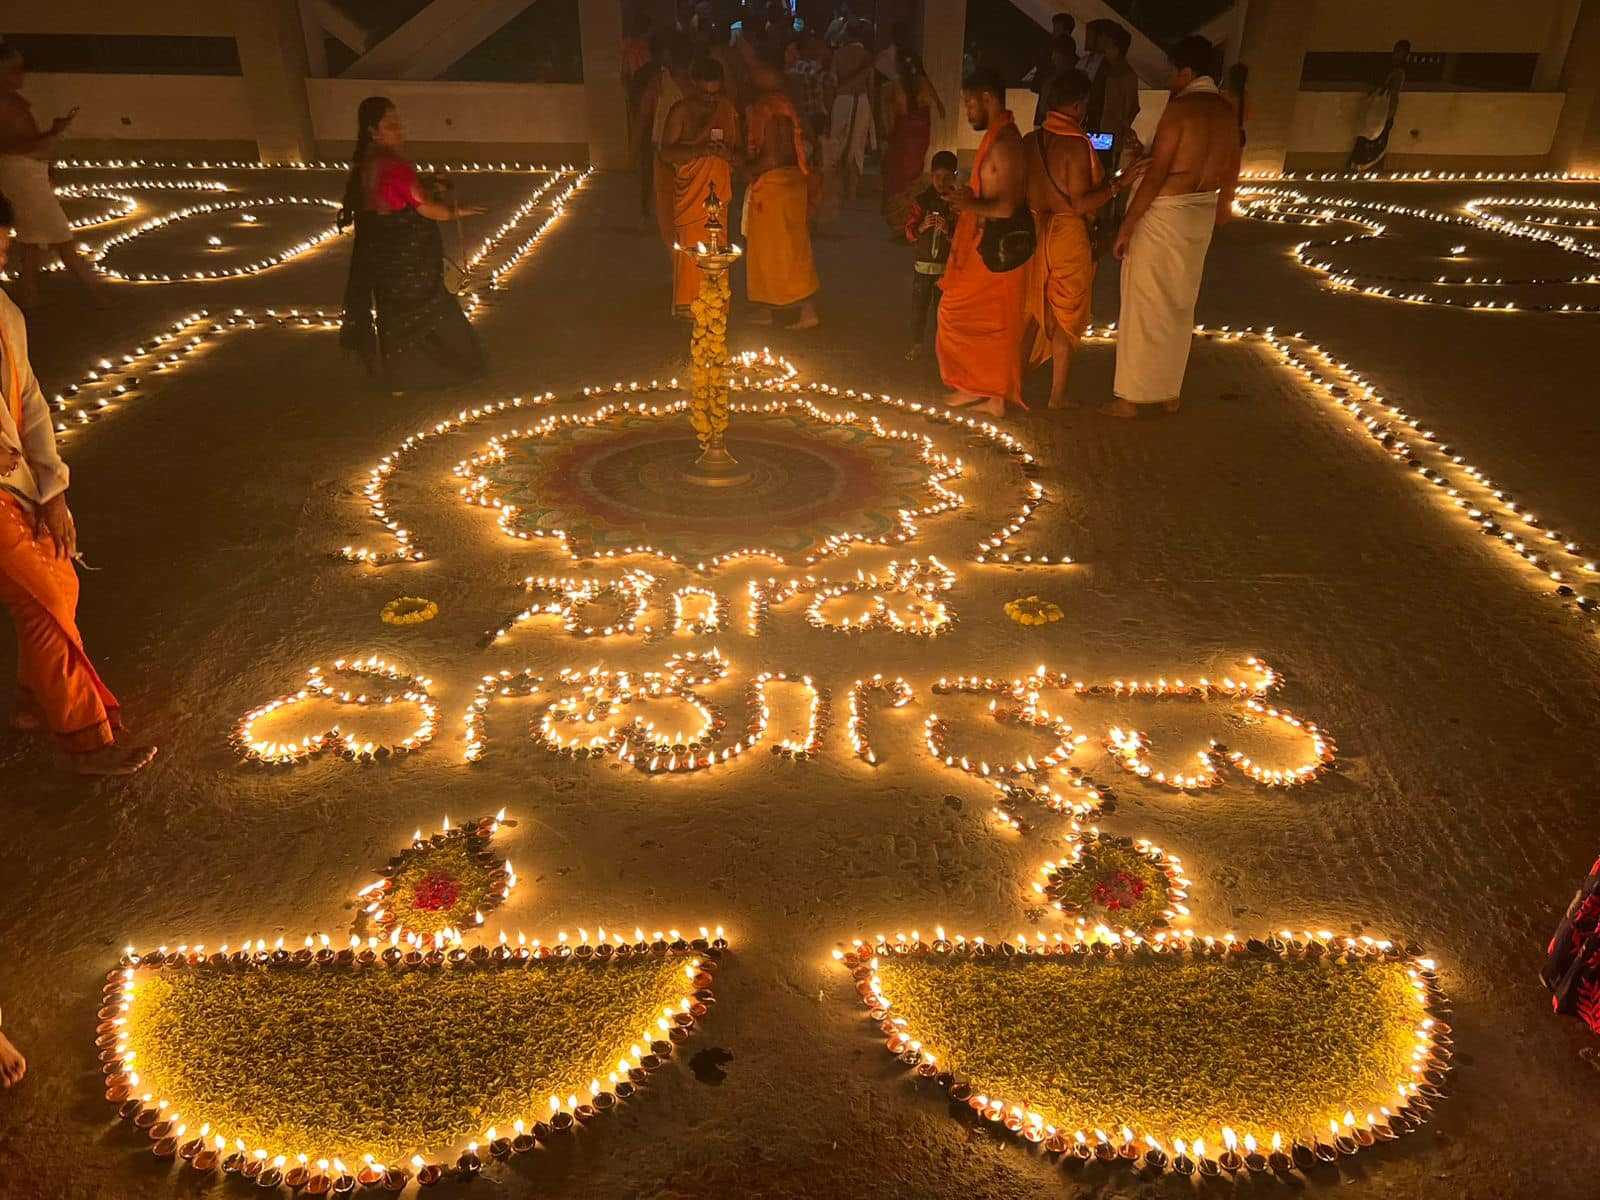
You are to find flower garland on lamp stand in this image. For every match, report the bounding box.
[681,184,751,488]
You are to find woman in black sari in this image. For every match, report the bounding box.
[338,96,487,391]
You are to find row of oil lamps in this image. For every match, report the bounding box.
[102,928,724,1189]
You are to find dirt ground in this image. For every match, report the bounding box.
[0,162,1597,1200]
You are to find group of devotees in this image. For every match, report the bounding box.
[656,31,1242,418]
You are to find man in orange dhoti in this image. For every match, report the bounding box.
[1022,70,1124,408]
[937,69,1029,417]
[660,57,741,316]
[0,202,155,775]
[744,53,820,330]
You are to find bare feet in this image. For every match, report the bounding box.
[0,1028,24,1087]
[1103,398,1181,418]
[747,306,773,325]
[1047,392,1076,410]
[973,398,1007,418]
[790,302,820,330]
[942,390,985,408]
[72,742,158,776]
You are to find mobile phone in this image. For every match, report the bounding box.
[1087,130,1115,152]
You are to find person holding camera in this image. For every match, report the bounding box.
[0,44,105,309]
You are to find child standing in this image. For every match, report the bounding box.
[903,150,957,360]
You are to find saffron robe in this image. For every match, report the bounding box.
[937,110,1028,407]
[0,296,119,752]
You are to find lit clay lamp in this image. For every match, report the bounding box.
[1170,1138,1194,1176]
[383,1164,413,1192]
[1217,1127,1244,1174]
[356,1156,386,1187]
[1117,1126,1138,1165]
[1093,1130,1117,1164]
[1140,1136,1168,1174]
[256,1154,286,1189]
[192,1138,222,1174]
[304,1159,332,1194]
[1195,1138,1220,1178]
[1267,1132,1292,1174]
[455,1143,483,1179]
[282,1155,310,1189]
[1243,1132,1269,1173]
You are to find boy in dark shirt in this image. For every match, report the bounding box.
[902,150,957,360]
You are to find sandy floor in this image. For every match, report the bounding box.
[1,163,1598,1200]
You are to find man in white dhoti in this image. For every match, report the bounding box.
[0,44,104,308]
[1108,36,1240,417]
[826,22,877,203]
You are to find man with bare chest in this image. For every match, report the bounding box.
[660,57,741,315]
[0,45,102,308]
[1022,69,1123,408]
[936,69,1029,417]
[1109,35,1240,416]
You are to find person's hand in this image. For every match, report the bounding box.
[453,204,487,218]
[34,493,76,559]
[49,108,79,135]
[946,186,976,214]
[0,443,20,476]
[1113,223,1134,261]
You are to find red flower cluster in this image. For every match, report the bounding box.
[411,871,462,912]
[1092,870,1148,912]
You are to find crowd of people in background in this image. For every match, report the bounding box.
[621,5,1247,419]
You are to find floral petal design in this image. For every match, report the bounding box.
[356,814,517,941]
[839,933,1447,1170]
[104,934,724,1171]
[1034,829,1191,936]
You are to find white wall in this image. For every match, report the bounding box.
[1291,89,1565,157]
[23,74,257,142]
[305,79,588,149]
[22,74,589,151]
[1307,0,1562,54]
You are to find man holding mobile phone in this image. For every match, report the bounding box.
[0,44,104,308]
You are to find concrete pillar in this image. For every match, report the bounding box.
[1551,0,1600,174]
[921,0,967,158]
[1536,0,1584,91]
[231,0,317,163]
[298,0,328,78]
[1234,0,1313,174]
[579,0,631,168]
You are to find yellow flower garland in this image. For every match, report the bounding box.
[688,269,732,452]
[381,597,439,626]
[1003,595,1063,626]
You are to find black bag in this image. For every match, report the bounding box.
[977,208,1036,273]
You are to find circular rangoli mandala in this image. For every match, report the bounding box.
[482,410,939,560]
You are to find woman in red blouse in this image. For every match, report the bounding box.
[338,97,487,392]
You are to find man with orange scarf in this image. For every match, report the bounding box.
[0,199,155,774]
[1022,69,1124,408]
[659,56,741,316]
[744,49,820,329]
[937,69,1028,417]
